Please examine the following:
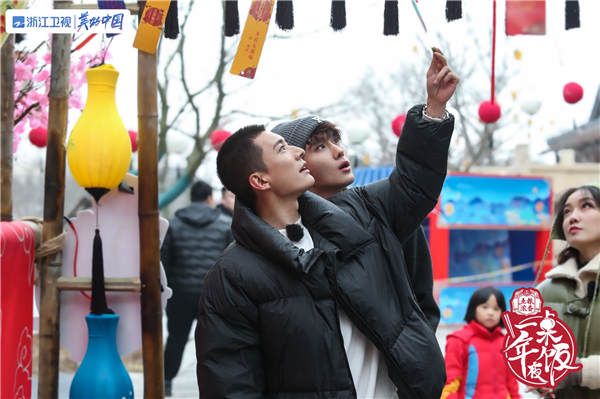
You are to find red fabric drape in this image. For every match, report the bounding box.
[1,222,35,399]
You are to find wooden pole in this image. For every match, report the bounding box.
[1,35,14,222]
[137,6,164,397]
[38,1,72,397]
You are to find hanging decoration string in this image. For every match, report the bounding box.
[491,0,497,104]
[64,216,92,300]
[71,33,97,53]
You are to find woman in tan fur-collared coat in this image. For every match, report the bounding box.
[537,185,600,399]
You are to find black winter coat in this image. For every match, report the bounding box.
[196,105,453,398]
[161,202,233,294]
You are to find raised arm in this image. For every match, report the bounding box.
[358,49,458,242]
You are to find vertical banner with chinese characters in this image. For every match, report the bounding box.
[505,0,546,35]
[133,0,171,54]
[230,0,275,79]
[0,222,36,399]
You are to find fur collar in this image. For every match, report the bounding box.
[545,252,600,298]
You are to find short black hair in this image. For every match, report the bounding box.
[216,125,267,209]
[306,121,341,149]
[464,286,506,328]
[190,180,213,202]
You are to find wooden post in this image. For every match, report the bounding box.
[38,1,72,397]
[137,7,164,397]
[1,35,14,222]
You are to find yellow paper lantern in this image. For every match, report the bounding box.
[67,64,132,201]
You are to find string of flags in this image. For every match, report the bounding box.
[224,0,582,79]
[223,0,581,38]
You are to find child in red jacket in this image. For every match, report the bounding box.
[441,286,521,399]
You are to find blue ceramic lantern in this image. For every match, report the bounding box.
[69,314,134,398]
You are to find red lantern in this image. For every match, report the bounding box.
[563,82,583,104]
[391,114,407,137]
[478,101,501,123]
[128,130,138,152]
[29,127,48,147]
[210,129,232,151]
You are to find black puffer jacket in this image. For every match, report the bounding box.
[161,202,232,294]
[196,106,453,398]
[330,104,448,331]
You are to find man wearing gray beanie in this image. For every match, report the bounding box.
[272,48,458,333]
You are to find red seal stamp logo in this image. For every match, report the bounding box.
[143,7,164,27]
[502,288,581,388]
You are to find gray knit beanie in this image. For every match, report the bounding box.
[271,115,327,148]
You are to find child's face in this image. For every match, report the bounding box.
[475,295,502,330]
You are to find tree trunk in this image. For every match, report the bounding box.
[37,1,72,397]
[1,35,14,221]
[137,24,164,399]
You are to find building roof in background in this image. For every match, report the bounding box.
[546,86,600,163]
[351,166,393,187]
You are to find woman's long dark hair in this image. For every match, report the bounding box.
[553,185,600,265]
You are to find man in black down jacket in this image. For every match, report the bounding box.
[196,52,457,398]
[161,180,233,395]
[271,50,453,332]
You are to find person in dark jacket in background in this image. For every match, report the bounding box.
[161,180,233,396]
[216,187,235,218]
[195,50,456,398]
[271,49,454,332]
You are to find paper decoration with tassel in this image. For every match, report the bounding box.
[565,0,580,30]
[275,0,294,30]
[383,0,399,35]
[230,0,276,79]
[331,0,346,31]
[132,0,171,54]
[224,0,240,36]
[164,0,179,39]
[446,0,462,21]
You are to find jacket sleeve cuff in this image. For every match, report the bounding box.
[580,355,600,389]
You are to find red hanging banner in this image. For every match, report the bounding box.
[505,0,546,35]
[1,222,35,399]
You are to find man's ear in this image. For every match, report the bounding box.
[248,172,270,192]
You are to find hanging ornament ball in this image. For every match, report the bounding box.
[210,129,232,151]
[29,127,48,147]
[563,82,583,104]
[128,130,138,152]
[345,120,370,145]
[391,114,407,137]
[478,101,502,124]
[520,98,542,116]
[514,49,522,61]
